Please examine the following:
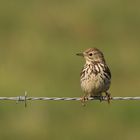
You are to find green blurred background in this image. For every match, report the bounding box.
[0,0,140,140]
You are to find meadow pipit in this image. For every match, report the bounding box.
[77,48,111,105]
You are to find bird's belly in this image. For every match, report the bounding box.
[81,74,110,95]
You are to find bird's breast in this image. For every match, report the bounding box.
[80,63,111,94]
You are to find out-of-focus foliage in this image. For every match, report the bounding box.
[0,0,140,140]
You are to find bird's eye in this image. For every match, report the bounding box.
[89,53,93,56]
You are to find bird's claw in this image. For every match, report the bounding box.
[80,96,88,106]
[105,92,111,104]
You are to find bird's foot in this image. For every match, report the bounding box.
[105,92,111,104]
[80,96,88,106]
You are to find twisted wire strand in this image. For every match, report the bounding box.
[1,96,140,101]
[0,92,140,106]
[1,91,140,108]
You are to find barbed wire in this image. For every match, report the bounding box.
[0,92,140,107]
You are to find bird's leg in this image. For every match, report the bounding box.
[105,91,111,104]
[80,94,89,106]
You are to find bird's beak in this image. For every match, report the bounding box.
[76,53,84,57]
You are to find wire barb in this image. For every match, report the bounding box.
[16,91,27,107]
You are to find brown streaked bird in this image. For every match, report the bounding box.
[76,48,111,105]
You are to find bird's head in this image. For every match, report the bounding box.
[76,48,105,63]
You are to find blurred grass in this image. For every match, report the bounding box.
[0,0,140,140]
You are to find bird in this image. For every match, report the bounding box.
[76,48,111,105]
